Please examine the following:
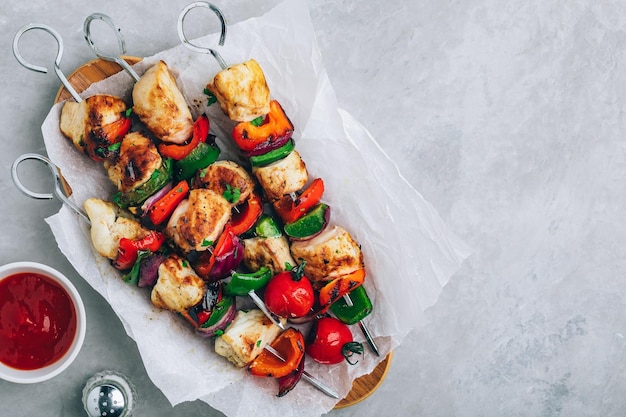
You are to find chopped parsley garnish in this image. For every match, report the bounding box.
[223,184,241,204]
[203,88,217,106]
[250,116,264,126]
[108,142,122,152]
[124,107,133,118]
[201,239,213,247]
[256,339,262,347]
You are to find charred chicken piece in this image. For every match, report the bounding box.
[165,188,232,253]
[84,197,150,260]
[242,235,296,275]
[214,309,284,368]
[132,60,193,144]
[104,131,163,193]
[252,150,308,202]
[290,225,364,282]
[60,94,130,161]
[193,160,256,206]
[205,59,271,122]
[151,254,206,313]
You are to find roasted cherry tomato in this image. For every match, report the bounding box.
[264,264,314,318]
[306,316,363,365]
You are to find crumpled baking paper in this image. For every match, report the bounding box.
[40,0,470,415]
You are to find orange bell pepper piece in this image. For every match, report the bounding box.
[318,268,366,311]
[232,100,294,153]
[248,328,305,379]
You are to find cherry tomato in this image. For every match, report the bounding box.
[264,267,314,318]
[306,316,363,365]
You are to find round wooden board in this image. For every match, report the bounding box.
[55,57,393,408]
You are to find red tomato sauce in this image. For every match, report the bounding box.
[0,272,77,370]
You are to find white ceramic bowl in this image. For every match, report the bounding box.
[0,261,86,384]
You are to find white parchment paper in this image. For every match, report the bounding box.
[41,0,470,415]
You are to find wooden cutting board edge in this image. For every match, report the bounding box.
[55,56,393,409]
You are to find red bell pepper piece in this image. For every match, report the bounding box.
[113,231,166,270]
[100,116,132,144]
[147,179,190,225]
[274,178,325,224]
[229,192,263,236]
[232,100,294,154]
[158,114,210,160]
[194,225,243,281]
[318,268,366,311]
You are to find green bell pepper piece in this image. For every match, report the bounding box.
[176,142,220,180]
[199,296,235,329]
[283,203,329,239]
[223,266,272,296]
[249,139,295,167]
[114,158,173,208]
[329,285,373,324]
[248,214,282,238]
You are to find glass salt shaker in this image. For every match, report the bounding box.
[82,371,136,417]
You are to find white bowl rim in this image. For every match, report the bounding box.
[0,261,86,384]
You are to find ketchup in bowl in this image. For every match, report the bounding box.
[0,272,77,370]
[0,262,86,384]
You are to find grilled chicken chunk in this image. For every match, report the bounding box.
[193,160,256,206]
[104,132,163,193]
[165,189,231,253]
[84,198,150,260]
[206,59,271,122]
[214,309,284,368]
[252,150,308,202]
[242,235,295,274]
[290,225,364,282]
[151,254,206,313]
[60,94,129,161]
[132,60,193,144]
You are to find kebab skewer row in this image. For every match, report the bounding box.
[204,59,378,352]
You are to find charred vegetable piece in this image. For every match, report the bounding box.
[249,138,295,167]
[197,295,237,337]
[194,225,244,282]
[137,252,168,288]
[248,327,305,378]
[223,267,272,296]
[113,158,173,208]
[113,230,166,271]
[159,114,210,160]
[318,268,366,311]
[274,178,324,224]
[232,100,294,156]
[283,203,330,240]
[146,180,190,226]
[175,141,221,180]
[229,192,263,236]
[277,354,305,397]
[329,285,373,325]
[252,214,283,239]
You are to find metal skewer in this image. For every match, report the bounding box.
[13,23,82,102]
[178,1,228,70]
[83,13,140,82]
[342,293,380,356]
[11,153,90,225]
[248,290,339,399]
